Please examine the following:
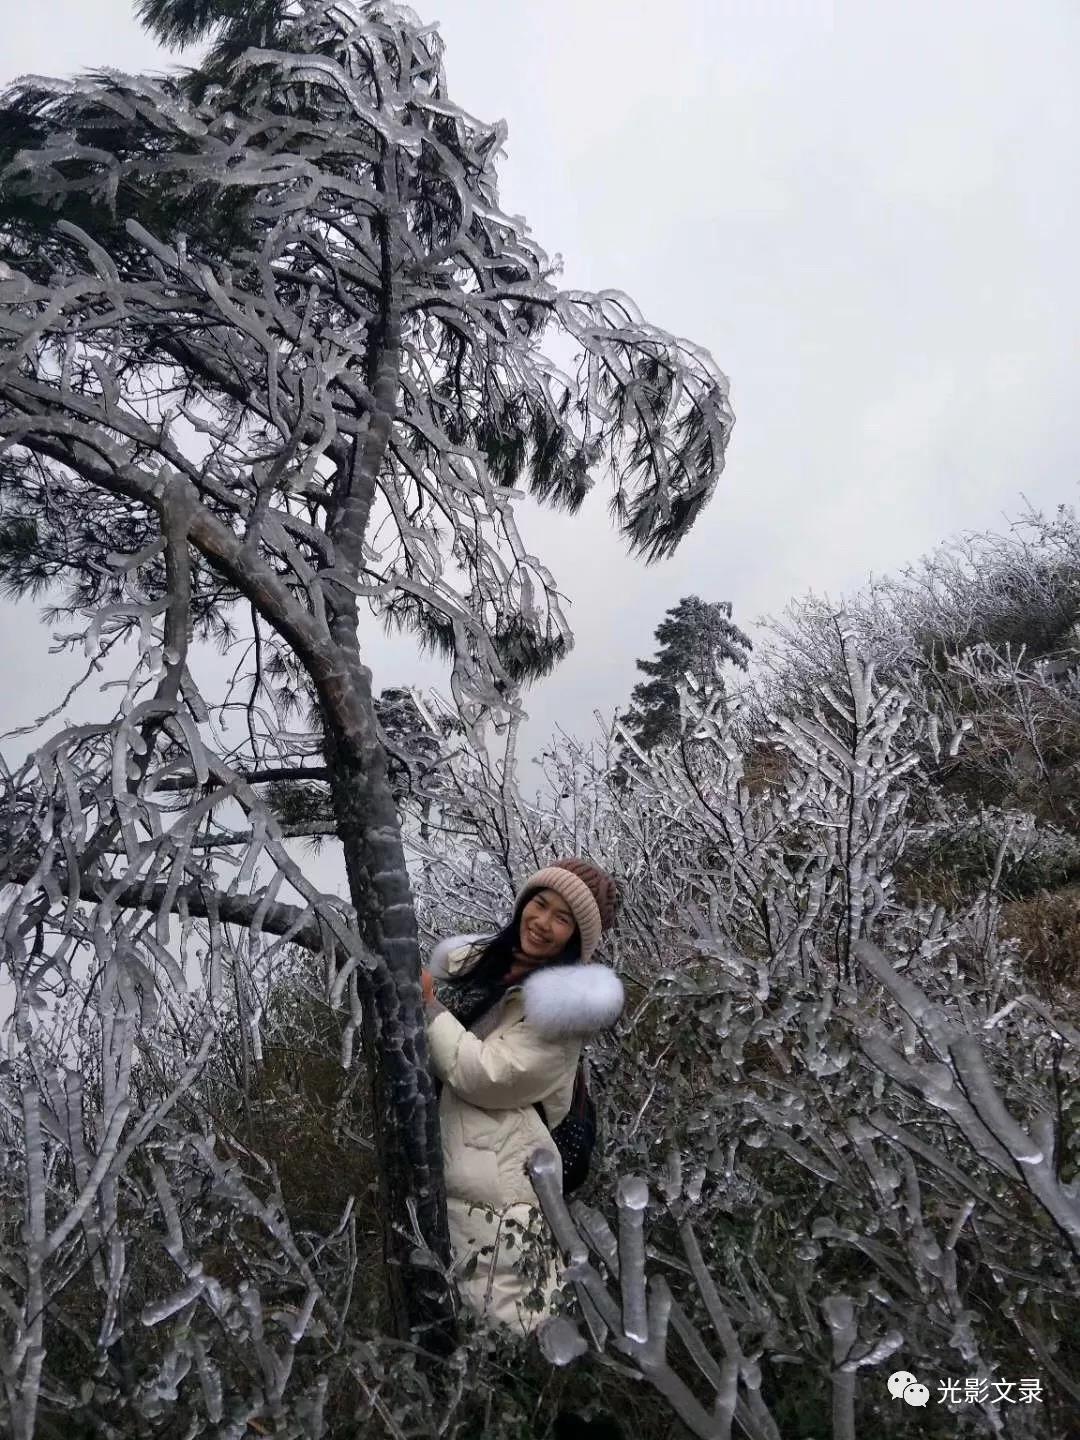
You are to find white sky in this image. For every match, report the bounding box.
[3,0,1079,794]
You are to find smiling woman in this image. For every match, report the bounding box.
[419,858,623,1334]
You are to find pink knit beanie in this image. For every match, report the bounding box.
[513,858,618,963]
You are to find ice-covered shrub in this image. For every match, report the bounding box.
[412,632,1080,1438]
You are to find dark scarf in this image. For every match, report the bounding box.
[432,950,508,1030]
[431,937,549,1032]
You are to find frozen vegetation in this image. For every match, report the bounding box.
[0,2,1077,1436]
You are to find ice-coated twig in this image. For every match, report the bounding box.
[529,1155,787,1440]
[616,1175,650,1343]
[855,940,1080,1259]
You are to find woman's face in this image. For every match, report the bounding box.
[518,889,577,960]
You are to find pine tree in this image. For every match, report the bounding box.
[619,596,751,757]
[0,0,734,1360]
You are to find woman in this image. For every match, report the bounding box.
[420,858,624,1336]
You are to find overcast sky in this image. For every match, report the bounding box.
[3,0,1079,797]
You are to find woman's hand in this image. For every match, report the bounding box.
[420,967,436,1004]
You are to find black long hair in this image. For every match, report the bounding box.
[446,886,582,989]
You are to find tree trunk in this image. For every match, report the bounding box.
[321,658,456,1350]
[308,144,456,1345]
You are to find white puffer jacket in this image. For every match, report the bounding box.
[427,936,625,1211]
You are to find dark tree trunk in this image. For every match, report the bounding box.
[308,141,463,1343]
[321,658,456,1349]
[305,146,458,1346]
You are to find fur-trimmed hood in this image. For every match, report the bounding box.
[428,934,624,1039]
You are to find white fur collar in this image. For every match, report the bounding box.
[521,960,624,1038]
[427,934,624,1039]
